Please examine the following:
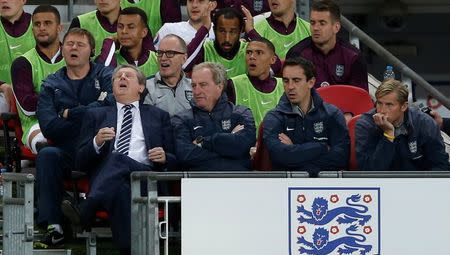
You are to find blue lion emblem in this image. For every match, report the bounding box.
[298,225,372,255]
[297,195,371,226]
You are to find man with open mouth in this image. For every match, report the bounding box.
[34,28,114,249]
[144,34,193,117]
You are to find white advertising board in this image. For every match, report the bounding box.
[182,178,450,255]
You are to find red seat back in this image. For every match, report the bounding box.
[316,85,373,116]
[347,114,362,170]
[252,125,273,171]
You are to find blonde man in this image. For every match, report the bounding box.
[356,79,450,171]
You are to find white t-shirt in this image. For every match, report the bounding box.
[153,21,215,49]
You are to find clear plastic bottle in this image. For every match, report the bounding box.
[383,65,395,80]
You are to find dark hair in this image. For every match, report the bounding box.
[212,7,244,32]
[311,0,341,22]
[63,28,96,53]
[249,37,275,54]
[120,7,149,28]
[32,5,61,24]
[283,57,317,81]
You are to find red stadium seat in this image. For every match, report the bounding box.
[252,124,273,171]
[347,114,362,170]
[316,85,374,116]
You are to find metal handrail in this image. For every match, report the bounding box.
[131,171,310,181]
[319,170,450,178]
[341,15,450,110]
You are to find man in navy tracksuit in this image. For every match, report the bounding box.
[356,79,450,171]
[262,57,349,176]
[35,28,114,248]
[172,62,256,170]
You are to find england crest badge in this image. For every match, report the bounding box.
[335,64,344,77]
[254,0,263,12]
[289,187,380,255]
[408,140,417,154]
[222,119,231,131]
[313,122,324,134]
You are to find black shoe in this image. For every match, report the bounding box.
[33,225,64,249]
[61,199,83,233]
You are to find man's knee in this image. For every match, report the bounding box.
[36,146,64,164]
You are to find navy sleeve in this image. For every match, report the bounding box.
[202,107,256,158]
[76,109,106,171]
[262,111,329,169]
[171,114,220,168]
[307,109,350,171]
[420,117,450,171]
[37,83,81,144]
[355,115,396,170]
[159,110,177,171]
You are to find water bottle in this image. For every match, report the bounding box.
[383,65,395,80]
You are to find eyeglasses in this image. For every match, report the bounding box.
[156,50,185,58]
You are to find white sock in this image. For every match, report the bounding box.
[30,132,46,154]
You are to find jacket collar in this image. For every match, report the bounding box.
[275,88,323,115]
[191,93,229,113]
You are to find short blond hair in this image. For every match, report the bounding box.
[375,79,408,104]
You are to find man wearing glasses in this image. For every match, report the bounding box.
[144,34,192,117]
[35,28,114,248]
[97,7,204,79]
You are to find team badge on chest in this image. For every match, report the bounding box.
[335,64,344,77]
[408,140,417,154]
[313,122,324,134]
[222,119,231,131]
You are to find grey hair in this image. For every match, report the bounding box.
[192,62,227,86]
[112,64,146,86]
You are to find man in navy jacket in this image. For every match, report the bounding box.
[35,28,113,248]
[172,62,256,170]
[262,57,349,176]
[356,79,450,171]
[62,64,176,255]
